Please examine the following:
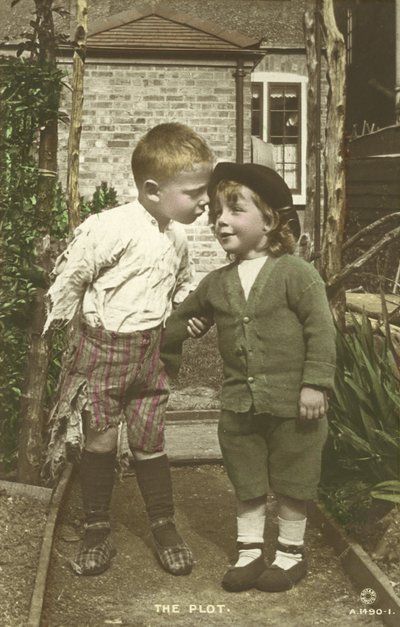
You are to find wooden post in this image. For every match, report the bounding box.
[303,3,321,261]
[67,0,88,233]
[17,0,58,484]
[319,0,347,327]
[396,0,400,123]
[17,238,53,484]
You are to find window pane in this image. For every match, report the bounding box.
[268,83,301,193]
[285,144,298,161]
[282,164,297,190]
[251,83,263,137]
[270,111,284,137]
[285,112,299,137]
[272,144,284,162]
[269,88,284,111]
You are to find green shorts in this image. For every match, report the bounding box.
[218,409,328,501]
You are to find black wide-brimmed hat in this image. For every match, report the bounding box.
[208,162,301,239]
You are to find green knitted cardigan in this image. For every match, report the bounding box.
[162,254,336,417]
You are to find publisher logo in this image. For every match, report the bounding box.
[360,588,377,605]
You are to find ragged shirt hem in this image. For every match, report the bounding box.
[41,378,132,485]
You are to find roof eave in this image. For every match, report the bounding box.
[57,45,265,60]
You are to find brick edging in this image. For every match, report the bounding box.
[309,501,400,627]
[27,464,74,627]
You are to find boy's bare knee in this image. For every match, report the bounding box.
[85,426,118,454]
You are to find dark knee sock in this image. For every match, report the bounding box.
[80,449,116,534]
[134,454,174,521]
[135,454,182,546]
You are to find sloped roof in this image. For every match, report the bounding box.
[87,6,261,52]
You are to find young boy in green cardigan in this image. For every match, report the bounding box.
[161,162,336,593]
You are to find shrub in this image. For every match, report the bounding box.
[322,313,400,514]
[0,58,64,464]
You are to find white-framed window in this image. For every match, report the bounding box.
[251,72,308,204]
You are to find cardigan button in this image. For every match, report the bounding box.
[243,316,250,323]
[247,376,254,383]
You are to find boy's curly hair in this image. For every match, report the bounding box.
[209,180,296,257]
[131,123,214,186]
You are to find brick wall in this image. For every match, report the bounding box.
[58,60,251,198]
[58,58,252,279]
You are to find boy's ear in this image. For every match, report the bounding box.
[142,179,160,202]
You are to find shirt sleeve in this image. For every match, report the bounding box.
[172,243,197,306]
[42,215,124,334]
[168,223,197,306]
[287,261,337,389]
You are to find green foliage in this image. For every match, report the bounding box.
[50,181,119,239]
[0,56,118,464]
[370,480,400,505]
[319,479,373,526]
[0,58,63,462]
[322,313,400,514]
[83,181,118,216]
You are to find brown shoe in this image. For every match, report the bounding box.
[70,522,117,576]
[151,517,194,576]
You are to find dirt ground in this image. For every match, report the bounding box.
[0,382,399,626]
[39,465,386,627]
[0,486,48,627]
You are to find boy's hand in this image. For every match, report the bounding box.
[298,386,328,421]
[187,316,211,339]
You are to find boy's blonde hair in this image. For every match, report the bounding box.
[209,180,296,257]
[131,123,213,186]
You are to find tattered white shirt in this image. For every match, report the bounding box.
[43,200,195,334]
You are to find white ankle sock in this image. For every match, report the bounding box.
[272,516,306,571]
[273,549,303,570]
[234,497,266,567]
[236,547,262,567]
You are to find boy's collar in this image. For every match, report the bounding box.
[137,199,172,231]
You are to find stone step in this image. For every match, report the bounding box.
[164,418,221,464]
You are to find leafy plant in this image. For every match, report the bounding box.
[325,313,400,508]
[0,57,63,464]
[84,181,118,215]
[370,480,400,505]
[0,56,119,464]
[319,479,373,526]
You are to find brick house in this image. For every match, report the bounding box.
[2,0,314,278]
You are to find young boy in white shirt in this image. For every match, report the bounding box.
[43,123,213,577]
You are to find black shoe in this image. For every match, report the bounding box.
[255,544,307,592]
[222,543,266,592]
